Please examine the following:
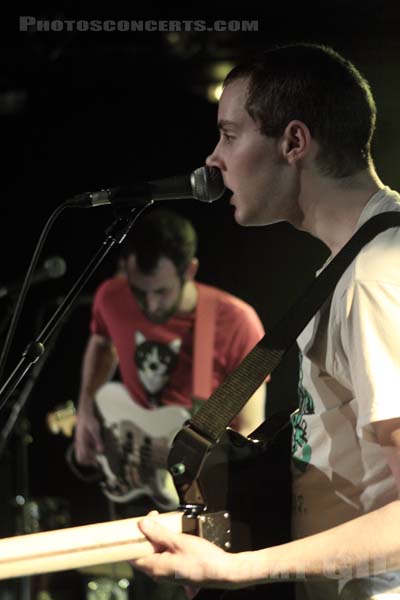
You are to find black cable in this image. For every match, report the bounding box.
[0,202,69,385]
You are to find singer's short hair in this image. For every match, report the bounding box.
[224,43,376,178]
[121,208,197,277]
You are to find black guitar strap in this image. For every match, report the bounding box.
[186,211,400,444]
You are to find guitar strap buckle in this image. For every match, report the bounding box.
[168,422,213,507]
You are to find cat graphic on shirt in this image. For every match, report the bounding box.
[134,331,182,404]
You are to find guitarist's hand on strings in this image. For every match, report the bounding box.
[131,514,247,592]
[74,403,103,466]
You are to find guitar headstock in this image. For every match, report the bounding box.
[46,400,77,438]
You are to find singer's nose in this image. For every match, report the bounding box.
[206,146,225,171]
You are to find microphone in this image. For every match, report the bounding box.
[0,256,67,299]
[67,166,225,208]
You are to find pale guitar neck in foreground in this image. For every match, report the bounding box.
[0,512,199,580]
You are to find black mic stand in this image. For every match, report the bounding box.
[0,205,150,598]
[0,301,15,338]
[0,292,79,600]
[0,204,150,423]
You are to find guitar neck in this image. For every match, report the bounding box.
[0,511,190,580]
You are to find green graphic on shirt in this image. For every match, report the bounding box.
[291,353,315,472]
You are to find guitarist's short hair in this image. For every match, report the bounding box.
[121,208,197,277]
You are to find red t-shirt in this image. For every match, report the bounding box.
[91,278,264,409]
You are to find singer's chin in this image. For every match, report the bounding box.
[231,206,247,227]
[231,204,259,227]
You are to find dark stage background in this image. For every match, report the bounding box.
[0,1,400,597]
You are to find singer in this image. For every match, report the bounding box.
[73,208,267,600]
[132,44,400,599]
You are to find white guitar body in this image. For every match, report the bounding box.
[93,382,190,510]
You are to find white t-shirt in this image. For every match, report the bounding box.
[292,187,400,599]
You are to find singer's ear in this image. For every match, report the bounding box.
[184,258,199,282]
[280,120,311,165]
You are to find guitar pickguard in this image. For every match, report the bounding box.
[94,382,190,509]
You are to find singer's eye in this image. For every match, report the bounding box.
[222,132,235,143]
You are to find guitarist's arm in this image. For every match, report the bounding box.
[75,333,119,466]
[230,383,266,437]
[222,303,268,437]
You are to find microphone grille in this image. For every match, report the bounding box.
[191,166,225,203]
[44,256,67,279]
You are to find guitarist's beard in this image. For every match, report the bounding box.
[143,287,185,324]
[143,301,180,324]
